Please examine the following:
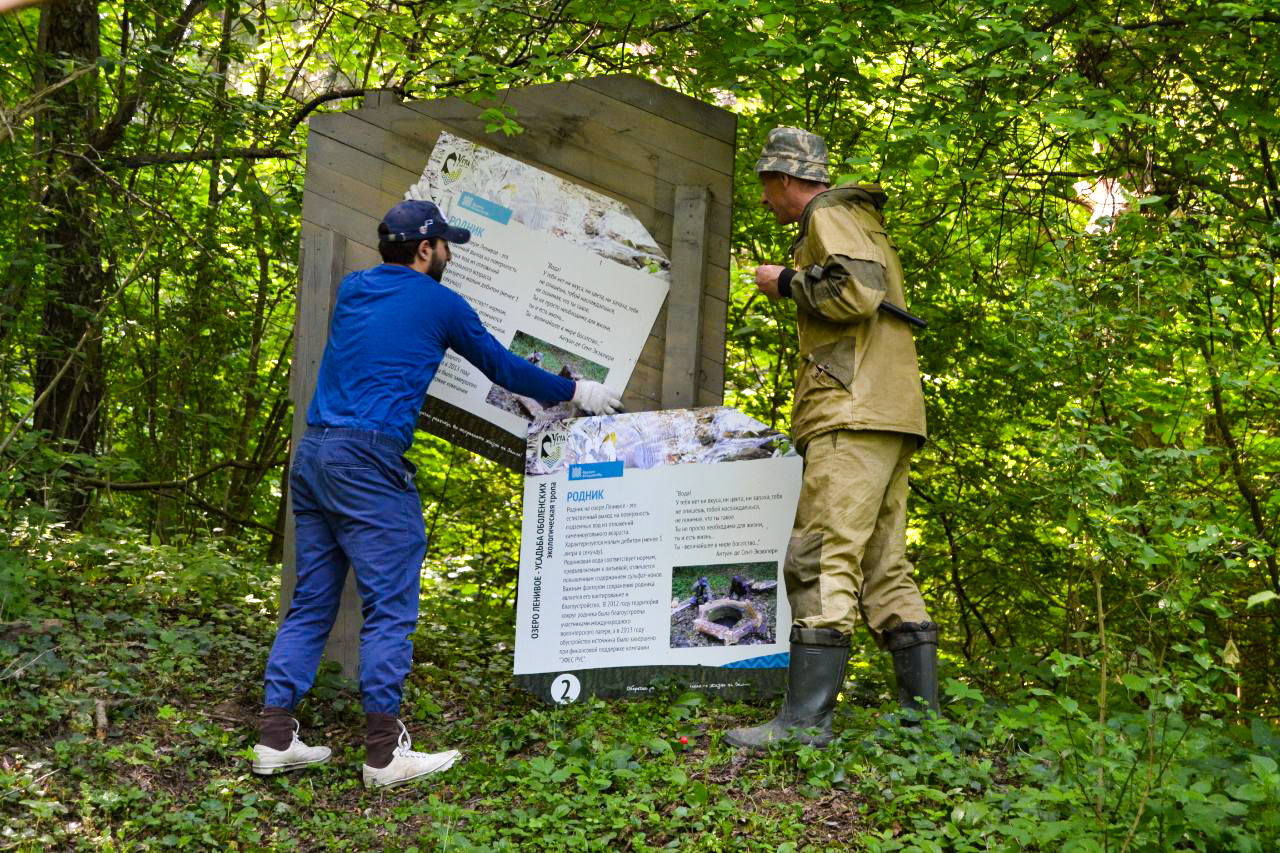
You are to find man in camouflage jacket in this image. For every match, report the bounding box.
[726,127,939,749]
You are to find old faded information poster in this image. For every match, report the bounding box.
[514,407,803,704]
[406,132,670,468]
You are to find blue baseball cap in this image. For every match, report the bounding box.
[378,200,471,244]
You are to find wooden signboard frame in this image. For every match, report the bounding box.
[284,76,737,677]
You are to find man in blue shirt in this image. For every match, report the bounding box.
[252,200,621,788]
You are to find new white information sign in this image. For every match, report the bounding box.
[406,133,670,469]
[514,407,803,703]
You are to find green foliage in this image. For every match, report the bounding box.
[704,1,1280,710]
[2,0,1280,846]
[814,685,1280,852]
[3,524,1278,849]
[3,1,1277,702]
[410,431,525,595]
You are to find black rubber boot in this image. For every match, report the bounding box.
[886,621,939,719]
[724,626,851,750]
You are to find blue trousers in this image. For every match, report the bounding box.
[264,427,426,715]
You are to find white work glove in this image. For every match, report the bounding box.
[404,182,430,201]
[572,381,622,416]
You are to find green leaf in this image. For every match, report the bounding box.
[943,678,983,703]
[646,737,673,756]
[685,780,710,806]
[1121,674,1150,692]
[1246,591,1278,609]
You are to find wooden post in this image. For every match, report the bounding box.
[662,185,711,409]
[282,228,362,679]
[361,89,402,110]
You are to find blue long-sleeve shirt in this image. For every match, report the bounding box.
[306,264,575,447]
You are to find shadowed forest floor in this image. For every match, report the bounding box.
[2,537,1278,851]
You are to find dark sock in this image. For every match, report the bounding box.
[366,712,400,769]
[258,706,295,751]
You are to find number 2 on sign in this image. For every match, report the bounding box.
[551,673,581,704]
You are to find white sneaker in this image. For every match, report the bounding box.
[362,720,460,788]
[251,720,332,775]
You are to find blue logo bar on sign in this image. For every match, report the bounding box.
[458,192,513,225]
[568,461,624,481]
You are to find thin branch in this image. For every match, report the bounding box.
[1,768,59,799]
[0,646,60,680]
[178,487,279,535]
[117,147,294,167]
[0,62,98,140]
[1118,13,1280,30]
[0,233,155,460]
[85,0,212,159]
[76,457,285,491]
[289,86,404,128]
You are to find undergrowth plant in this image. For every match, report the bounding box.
[2,519,1278,851]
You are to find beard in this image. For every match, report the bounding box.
[427,255,448,281]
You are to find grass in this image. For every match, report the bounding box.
[2,530,1278,851]
[0,538,857,851]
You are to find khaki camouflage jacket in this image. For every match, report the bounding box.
[787,183,927,449]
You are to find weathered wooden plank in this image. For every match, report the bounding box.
[290,228,345,419]
[662,186,711,409]
[406,88,734,187]
[401,79,734,176]
[629,353,724,411]
[560,80,734,174]
[637,289,727,364]
[577,75,738,143]
[331,106,665,217]
[693,353,727,405]
[327,573,363,680]
[306,131,421,196]
[622,385,660,411]
[650,179,732,268]
[362,88,401,110]
[303,161,403,228]
[309,112,437,189]
[697,360,725,406]
[343,238,379,271]
[627,360,662,401]
[282,228,362,679]
[301,190,380,249]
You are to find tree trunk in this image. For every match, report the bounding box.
[33,0,105,525]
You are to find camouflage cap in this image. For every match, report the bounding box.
[754,126,830,183]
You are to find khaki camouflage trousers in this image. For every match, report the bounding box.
[784,430,930,642]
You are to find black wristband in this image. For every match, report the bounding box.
[777,267,798,298]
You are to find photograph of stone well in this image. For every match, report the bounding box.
[669,561,779,648]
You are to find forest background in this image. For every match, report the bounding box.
[1,0,1278,849]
